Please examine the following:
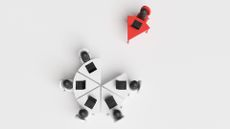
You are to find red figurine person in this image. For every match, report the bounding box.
[127,6,151,42]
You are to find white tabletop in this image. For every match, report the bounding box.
[101,87,124,114]
[102,73,130,99]
[77,58,101,84]
[2,0,230,128]
[76,87,101,114]
[73,72,100,99]
[74,59,130,115]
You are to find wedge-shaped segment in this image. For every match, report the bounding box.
[102,73,130,98]
[77,87,100,113]
[78,58,102,84]
[101,87,124,114]
[73,72,99,99]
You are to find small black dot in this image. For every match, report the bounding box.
[62,80,73,89]
[130,80,140,90]
[131,20,142,30]
[80,51,90,63]
[78,109,88,120]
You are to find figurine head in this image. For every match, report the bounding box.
[129,80,141,91]
[78,109,89,120]
[113,109,123,121]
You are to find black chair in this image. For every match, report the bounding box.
[105,95,117,109]
[75,80,86,90]
[131,20,143,30]
[116,80,127,90]
[84,96,97,109]
[85,62,97,73]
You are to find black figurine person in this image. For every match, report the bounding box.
[80,50,91,63]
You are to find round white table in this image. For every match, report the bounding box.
[73,58,132,115]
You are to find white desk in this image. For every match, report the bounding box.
[77,58,101,84]
[73,72,99,99]
[101,87,124,114]
[102,73,130,99]
[76,87,101,114]
[73,58,132,116]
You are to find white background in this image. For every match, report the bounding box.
[0,0,230,129]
